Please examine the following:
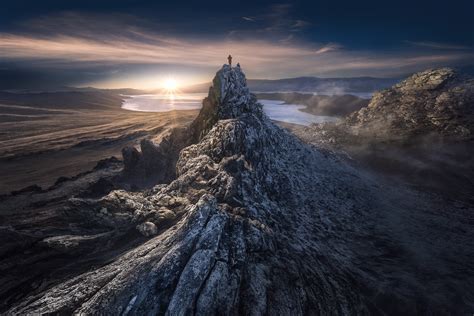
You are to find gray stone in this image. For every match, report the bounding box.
[136,222,158,237]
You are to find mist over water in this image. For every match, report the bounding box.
[121,93,207,112]
[122,93,339,126]
[255,90,373,99]
[258,99,338,125]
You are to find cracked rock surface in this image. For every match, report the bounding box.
[4,65,474,314]
[301,68,474,144]
[347,68,474,139]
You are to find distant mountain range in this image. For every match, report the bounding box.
[183,76,400,94]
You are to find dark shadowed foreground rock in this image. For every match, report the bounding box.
[5,66,474,314]
[121,128,189,186]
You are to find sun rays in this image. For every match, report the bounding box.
[161,77,181,97]
[163,78,178,92]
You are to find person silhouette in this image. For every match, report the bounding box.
[228,54,232,66]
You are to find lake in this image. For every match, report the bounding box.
[121,93,338,126]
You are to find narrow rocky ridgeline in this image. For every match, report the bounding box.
[5,65,474,314]
[121,64,259,187]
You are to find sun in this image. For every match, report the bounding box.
[163,78,178,92]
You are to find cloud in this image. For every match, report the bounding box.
[1,12,473,88]
[0,33,310,66]
[315,43,342,54]
[267,3,292,17]
[262,4,311,33]
[2,30,472,78]
[232,3,311,41]
[242,16,256,22]
[292,20,311,29]
[279,34,294,44]
[405,41,471,50]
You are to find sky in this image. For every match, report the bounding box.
[0,0,473,89]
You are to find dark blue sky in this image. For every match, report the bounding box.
[2,0,472,46]
[1,0,473,88]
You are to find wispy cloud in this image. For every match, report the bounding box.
[2,31,472,77]
[232,3,311,41]
[292,20,311,29]
[261,4,311,33]
[1,12,473,88]
[242,16,256,22]
[279,34,294,44]
[0,33,320,67]
[315,43,342,54]
[405,40,471,50]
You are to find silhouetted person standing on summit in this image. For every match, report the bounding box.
[228,54,232,66]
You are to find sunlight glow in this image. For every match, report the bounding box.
[163,78,178,93]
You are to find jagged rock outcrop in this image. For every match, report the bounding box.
[121,128,189,186]
[346,68,474,140]
[299,68,474,146]
[5,66,474,314]
[122,64,260,187]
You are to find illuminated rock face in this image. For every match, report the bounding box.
[120,65,263,186]
[299,68,474,147]
[345,68,474,140]
[9,66,474,315]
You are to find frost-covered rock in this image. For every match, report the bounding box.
[136,222,158,237]
[299,68,474,145]
[346,68,474,139]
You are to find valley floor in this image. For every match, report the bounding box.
[0,91,198,194]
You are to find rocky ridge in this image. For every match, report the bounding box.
[294,68,474,201]
[121,64,260,187]
[5,65,474,314]
[335,68,473,142]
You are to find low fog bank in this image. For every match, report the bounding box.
[248,77,398,94]
[295,122,474,203]
[347,135,473,202]
[294,124,474,202]
[256,92,370,117]
[183,76,398,94]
